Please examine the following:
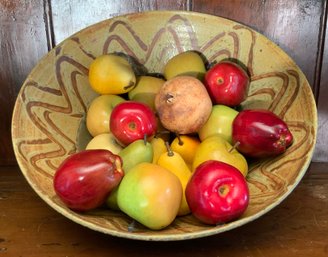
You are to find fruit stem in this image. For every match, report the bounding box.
[218,185,230,197]
[176,133,184,146]
[229,141,240,153]
[217,77,224,85]
[123,80,136,90]
[165,93,174,104]
[165,141,174,157]
[143,134,147,145]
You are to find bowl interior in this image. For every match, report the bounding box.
[11,11,317,241]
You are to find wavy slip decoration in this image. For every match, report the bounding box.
[12,11,317,241]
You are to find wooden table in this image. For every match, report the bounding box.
[1,162,327,257]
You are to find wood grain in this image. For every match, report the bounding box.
[0,0,49,165]
[50,0,189,44]
[314,11,328,162]
[1,163,327,256]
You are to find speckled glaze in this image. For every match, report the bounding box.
[12,11,317,241]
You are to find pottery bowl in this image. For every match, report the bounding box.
[12,11,317,241]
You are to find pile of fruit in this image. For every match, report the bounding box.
[53,51,293,230]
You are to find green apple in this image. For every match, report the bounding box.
[117,162,182,230]
[85,132,123,154]
[128,76,165,111]
[106,139,153,210]
[198,105,239,144]
[86,94,125,137]
[192,135,248,176]
[163,51,206,80]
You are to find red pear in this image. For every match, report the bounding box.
[54,149,123,211]
[232,109,293,158]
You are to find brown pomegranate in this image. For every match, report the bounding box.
[155,76,212,134]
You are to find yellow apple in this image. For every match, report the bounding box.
[88,54,136,95]
[128,76,165,111]
[198,105,239,144]
[86,94,125,137]
[85,132,123,154]
[163,51,206,80]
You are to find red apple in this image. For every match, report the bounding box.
[204,61,250,106]
[186,160,249,225]
[110,101,157,146]
[53,149,123,211]
[232,109,293,158]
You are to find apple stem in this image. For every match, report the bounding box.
[165,141,174,157]
[143,134,147,145]
[229,141,240,153]
[218,185,230,197]
[217,77,224,85]
[176,133,184,146]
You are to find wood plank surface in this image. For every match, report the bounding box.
[0,163,327,256]
[50,0,189,44]
[0,0,50,165]
[314,10,328,162]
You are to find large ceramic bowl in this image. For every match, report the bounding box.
[12,11,317,241]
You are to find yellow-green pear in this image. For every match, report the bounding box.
[117,163,182,230]
[192,135,248,176]
[106,139,153,210]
